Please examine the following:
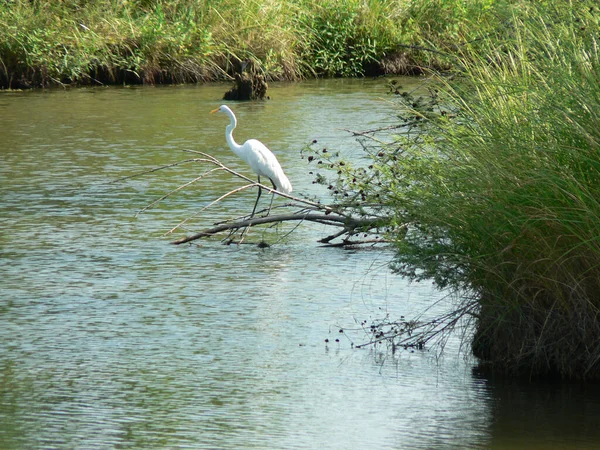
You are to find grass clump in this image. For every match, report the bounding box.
[312,1,600,379]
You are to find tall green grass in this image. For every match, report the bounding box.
[0,0,514,88]
[306,0,600,378]
[383,3,600,378]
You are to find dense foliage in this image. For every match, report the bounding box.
[311,1,600,378]
[1,0,513,88]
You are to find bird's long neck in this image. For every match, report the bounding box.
[225,116,244,158]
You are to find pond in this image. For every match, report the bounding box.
[2,79,600,449]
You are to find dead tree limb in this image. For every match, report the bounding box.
[114,149,397,246]
[171,212,384,245]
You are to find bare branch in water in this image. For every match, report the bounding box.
[165,183,258,235]
[352,299,478,354]
[170,212,383,245]
[116,149,395,246]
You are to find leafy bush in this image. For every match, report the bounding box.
[298,0,382,77]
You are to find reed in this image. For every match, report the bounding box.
[384,2,600,378]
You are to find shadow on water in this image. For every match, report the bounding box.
[472,368,600,449]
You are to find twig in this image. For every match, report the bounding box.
[354,300,477,350]
[320,238,391,248]
[342,128,392,145]
[165,183,258,235]
[319,227,351,244]
[136,167,224,216]
[108,158,207,184]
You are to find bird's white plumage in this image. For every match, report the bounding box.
[211,105,292,194]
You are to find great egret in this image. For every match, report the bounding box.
[210,105,292,218]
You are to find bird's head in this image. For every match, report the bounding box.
[210,105,231,115]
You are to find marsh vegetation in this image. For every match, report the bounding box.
[310,2,600,379]
[2,0,513,88]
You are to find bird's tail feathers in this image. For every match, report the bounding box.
[276,174,293,195]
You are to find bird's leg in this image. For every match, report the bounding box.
[250,176,262,218]
[240,177,261,244]
[239,193,258,245]
[239,221,252,244]
[266,194,275,216]
[266,180,277,216]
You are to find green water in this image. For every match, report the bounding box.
[2,79,600,449]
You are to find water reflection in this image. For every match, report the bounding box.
[1,80,598,449]
[476,371,600,449]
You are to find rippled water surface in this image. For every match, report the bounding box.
[2,80,600,449]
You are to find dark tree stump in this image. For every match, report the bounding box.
[223,71,268,101]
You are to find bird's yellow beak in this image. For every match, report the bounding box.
[210,107,220,114]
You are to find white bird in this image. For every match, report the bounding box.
[210,104,292,218]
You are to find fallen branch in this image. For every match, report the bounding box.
[114,149,398,246]
[171,211,384,245]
